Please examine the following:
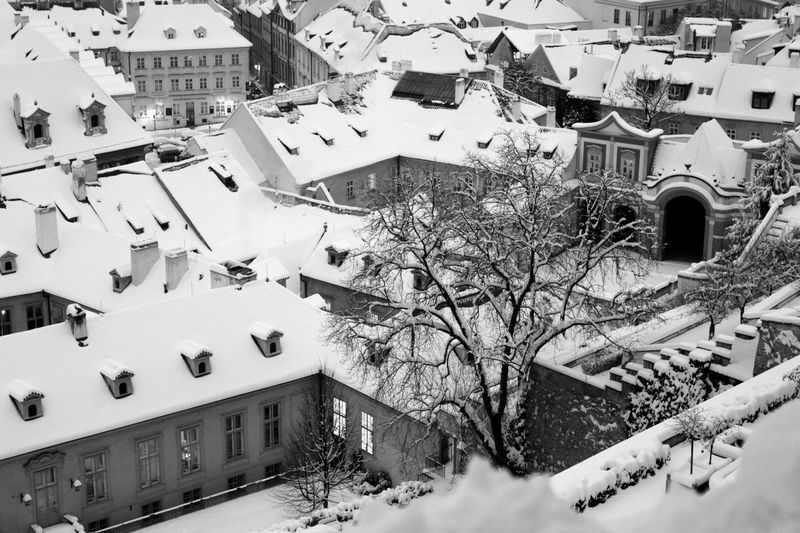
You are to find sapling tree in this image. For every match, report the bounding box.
[703,416,728,465]
[328,130,658,475]
[683,262,732,340]
[607,66,683,131]
[672,406,707,475]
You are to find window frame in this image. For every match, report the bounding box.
[83,450,108,505]
[0,307,11,336]
[223,412,246,461]
[178,424,202,476]
[25,302,44,330]
[360,412,374,455]
[263,402,281,449]
[333,397,346,437]
[137,435,162,490]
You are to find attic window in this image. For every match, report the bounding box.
[9,379,44,421]
[412,269,431,291]
[349,123,367,137]
[314,129,335,146]
[752,91,774,109]
[477,132,493,149]
[250,322,283,357]
[91,23,99,36]
[164,26,176,39]
[0,251,17,275]
[79,96,107,136]
[326,244,350,267]
[112,23,121,34]
[635,78,659,96]
[464,46,477,61]
[278,136,299,155]
[21,104,52,149]
[180,339,213,378]
[668,83,691,101]
[428,124,445,142]
[208,162,238,192]
[194,25,206,38]
[109,265,132,293]
[100,360,134,399]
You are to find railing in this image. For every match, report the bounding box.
[421,455,446,480]
[94,473,283,533]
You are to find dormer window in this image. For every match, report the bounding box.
[412,269,431,291]
[79,95,107,136]
[194,25,206,38]
[0,250,17,275]
[668,83,691,101]
[100,359,134,399]
[109,265,132,293]
[428,124,445,141]
[314,129,335,146]
[752,91,774,109]
[90,23,99,36]
[250,322,283,357]
[326,242,351,267]
[278,135,300,155]
[164,26,176,39]
[180,339,213,378]
[112,22,121,34]
[349,122,367,137]
[9,379,44,421]
[21,104,51,149]
[635,78,659,96]
[477,131,493,149]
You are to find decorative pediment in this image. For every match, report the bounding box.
[23,450,65,469]
[78,95,106,113]
[572,111,663,140]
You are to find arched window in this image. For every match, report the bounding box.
[28,404,38,418]
[33,124,44,139]
[3,262,10,271]
[198,361,207,374]
[119,382,128,396]
[269,341,277,354]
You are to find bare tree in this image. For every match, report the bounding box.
[279,371,363,514]
[327,130,657,475]
[607,66,682,131]
[672,406,707,475]
[683,262,732,340]
[702,416,728,466]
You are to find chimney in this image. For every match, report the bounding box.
[44,155,55,168]
[326,75,342,103]
[60,159,71,174]
[66,304,88,342]
[511,95,521,122]
[633,25,644,41]
[126,1,140,30]
[334,47,341,62]
[304,28,310,41]
[165,248,188,291]
[455,77,466,105]
[546,106,556,127]
[71,160,87,202]
[731,43,744,64]
[344,72,356,95]
[82,154,98,183]
[13,93,22,129]
[400,59,413,71]
[391,60,402,71]
[791,51,800,69]
[459,67,469,79]
[19,15,29,28]
[130,238,159,286]
[35,204,59,257]
[320,35,327,50]
[608,28,618,42]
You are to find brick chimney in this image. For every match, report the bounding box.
[71,160,87,202]
[66,304,88,342]
[126,1,140,29]
[326,75,342,103]
[35,205,59,257]
[165,248,188,291]
[511,95,521,122]
[130,238,159,286]
[455,78,466,105]
[44,155,55,168]
[344,72,356,95]
[82,154,98,183]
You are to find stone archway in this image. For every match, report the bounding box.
[662,195,706,261]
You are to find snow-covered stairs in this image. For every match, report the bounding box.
[765,214,791,240]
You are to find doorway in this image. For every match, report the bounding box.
[662,195,706,261]
[185,101,195,127]
[34,467,60,526]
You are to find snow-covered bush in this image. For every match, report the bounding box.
[267,480,433,532]
[351,470,392,496]
[580,346,630,376]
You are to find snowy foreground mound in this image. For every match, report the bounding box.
[353,403,800,533]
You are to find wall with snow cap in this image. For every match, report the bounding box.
[754,312,800,375]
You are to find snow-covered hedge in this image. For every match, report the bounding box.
[267,481,433,532]
[563,440,670,512]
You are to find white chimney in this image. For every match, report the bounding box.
[165,248,188,291]
[608,28,618,42]
[35,204,59,257]
[791,51,800,68]
[731,43,744,64]
[126,1,140,29]
[60,159,71,174]
[400,59,413,71]
[326,75,342,102]
[82,154,98,183]
[546,106,556,127]
[334,47,341,62]
[304,28,310,41]
[455,77,466,105]
[320,35,327,50]
[44,155,55,168]
[66,304,88,342]
[511,95,521,122]
[633,25,644,41]
[459,67,469,79]
[130,238,159,286]
[13,93,21,129]
[391,60,402,71]
[71,160,87,202]
[344,72,356,95]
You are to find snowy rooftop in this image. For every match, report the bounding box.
[536,42,620,85]
[239,70,570,185]
[0,282,348,460]
[566,54,617,100]
[23,6,128,52]
[376,0,585,28]
[477,0,585,28]
[120,4,251,53]
[0,58,150,175]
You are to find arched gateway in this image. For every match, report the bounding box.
[662,195,706,261]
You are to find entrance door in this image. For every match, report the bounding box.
[186,102,195,127]
[34,467,60,526]
[662,195,706,261]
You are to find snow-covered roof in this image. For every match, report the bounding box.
[24,6,128,52]
[180,339,213,360]
[8,379,45,403]
[0,282,351,460]
[572,111,663,139]
[99,359,134,380]
[120,4,251,52]
[376,0,485,26]
[566,54,617,100]
[237,71,568,185]
[476,0,585,29]
[0,58,150,175]
[300,226,365,287]
[250,321,284,340]
[536,42,620,85]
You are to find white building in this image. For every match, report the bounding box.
[118,3,251,129]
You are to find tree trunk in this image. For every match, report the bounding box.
[707,319,716,340]
[708,441,714,465]
[689,439,694,475]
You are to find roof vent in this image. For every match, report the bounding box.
[66,304,88,343]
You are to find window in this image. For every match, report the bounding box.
[141,500,163,526]
[26,303,44,330]
[361,412,374,455]
[169,56,178,68]
[153,56,162,68]
[232,75,240,88]
[752,92,773,109]
[668,84,690,101]
[750,131,761,140]
[726,129,737,139]
[0,308,11,336]
[619,150,636,179]
[613,8,619,23]
[216,77,224,89]
[227,474,246,500]
[34,467,59,523]
[154,79,163,92]
[179,426,201,474]
[346,179,355,199]
[136,80,146,93]
[138,437,161,488]
[214,54,223,66]
[136,57,145,69]
[263,403,280,448]
[585,145,603,173]
[333,397,346,437]
[110,50,118,62]
[182,488,202,513]
[87,519,109,532]
[668,122,679,135]
[200,102,208,114]
[224,413,245,460]
[184,56,192,67]
[171,79,180,92]
[185,78,193,91]
[33,124,44,140]
[625,11,631,26]
[83,452,107,504]
[200,77,207,89]
[647,11,654,26]
[231,53,240,65]
[635,78,659,96]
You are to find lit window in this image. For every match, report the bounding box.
[179,426,201,475]
[361,412,374,454]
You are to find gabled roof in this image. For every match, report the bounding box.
[23,6,128,51]
[477,0,585,28]
[572,111,663,139]
[392,70,473,106]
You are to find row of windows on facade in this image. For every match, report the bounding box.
[135,53,240,70]
[46,399,373,512]
[136,75,241,93]
[136,100,239,119]
[0,302,48,336]
[638,76,796,113]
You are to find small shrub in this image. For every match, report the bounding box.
[580,346,630,375]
